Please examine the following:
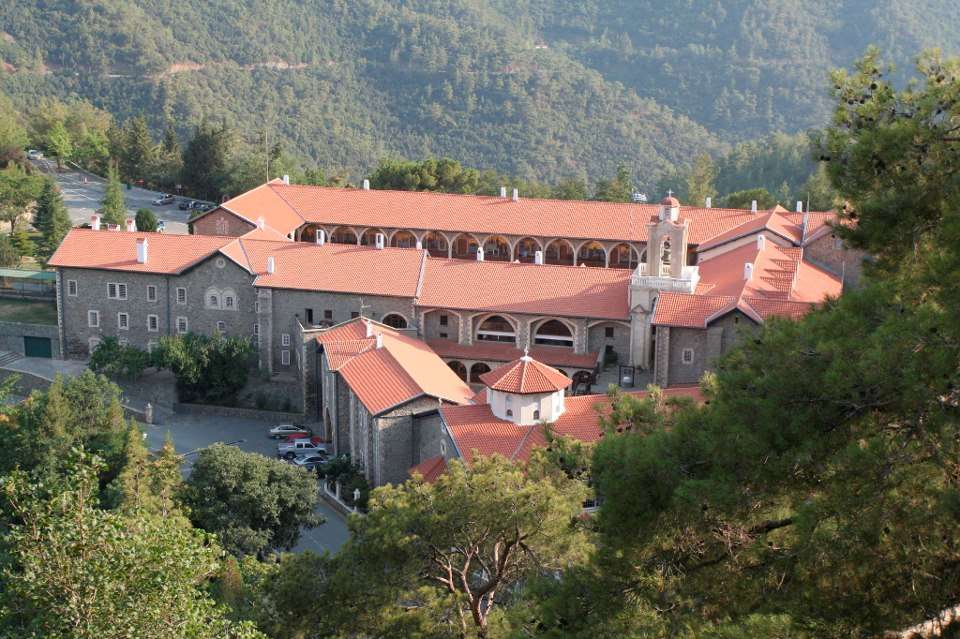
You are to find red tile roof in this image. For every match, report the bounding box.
[442,387,702,465]
[426,339,599,369]
[318,318,474,415]
[48,228,232,274]
[696,211,802,251]
[408,455,447,483]
[215,181,837,246]
[417,258,631,320]
[479,357,572,394]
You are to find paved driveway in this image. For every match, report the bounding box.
[142,411,352,555]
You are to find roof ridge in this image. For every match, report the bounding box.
[509,424,541,461]
[266,182,307,225]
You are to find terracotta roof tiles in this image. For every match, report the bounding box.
[479,357,572,394]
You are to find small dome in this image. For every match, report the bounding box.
[479,356,571,394]
[660,195,680,207]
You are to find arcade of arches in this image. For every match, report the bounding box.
[452,234,480,260]
[330,226,358,244]
[476,315,515,343]
[390,230,418,248]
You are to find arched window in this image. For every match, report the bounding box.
[205,287,221,309]
[544,239,575,265]
[514,237,541,263]
[534,319,574,347]
[476,316,515,344]
[482,236,511,261]
[360,228,387,246]
[577,241,607,268]
[381,313,408,329]
[222,288,237,311]
[447,360,467,382]
[390,230,418,248]
[661,238,672,266]
[422,232,449,258]
[330,227,358,244]
[469,362,491,383]
[610,243,639,269]
[299,225,320,243]
[451,234,479,260]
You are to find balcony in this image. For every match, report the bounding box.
[630,263,699,294]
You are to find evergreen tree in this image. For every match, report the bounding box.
[685,153,717,206]
[119,115,156,182]
[101,163,127,226]
[181,122,233,201]
[161,117,180,156]
[0,234,20,267]
[135,207,158,232]
[33,178,72,260]
[11,227,34,257]
[552,176,589,200]
[593,164,633,202]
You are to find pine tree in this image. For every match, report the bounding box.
[33,178,72,260]
[151,434,183,518]
[685,153,717,206]
[161,118,180,156]
[120,115,156,182]
[101,163,127,226]
[113,422,154,512]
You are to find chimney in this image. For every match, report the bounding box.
[512,188,519,202]
[750,200,758,214]
[757,234,766,251]
[316,229,326,245]
[500,186,507,198]
[476,247,485,261]
[125,217,136,232]
[534,250,544,265]
[362,179,370,190]
[796,200,803,213]
[266,256,275,274]
[90,214,101,231]
[257,216,265,229]
[375,332,383,349]
[374,233,385,249]
[801,211,809,241]
[365,321,373,337]
[282,174,290,185]
[705,196,712,208]
[743,262,754,281]
[136,238,148,264]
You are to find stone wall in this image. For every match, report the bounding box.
[172,401,303,422]
[0,321,61,357]
[804,232,866,290]
[375,397,445,486]
[190,208,256,237]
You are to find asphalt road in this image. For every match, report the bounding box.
[31,158,198,235]
[141,412,352,556]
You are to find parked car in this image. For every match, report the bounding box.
[26,149,44,160]
[269,424,312,439]
[277,438,328,460]
[153,194,174,205]
[178,199,195,210]
[283,434,323,445]
[291,453,329,471]
[190,200,210,210]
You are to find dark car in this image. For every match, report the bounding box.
[178,199,194,210]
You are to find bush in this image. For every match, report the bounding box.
[89,337,150,380]
[0,234,21,267]
[134,208,158,232]
[153,333,254,404]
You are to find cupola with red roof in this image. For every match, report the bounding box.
[478,351,571,425]
[659,192,681,222]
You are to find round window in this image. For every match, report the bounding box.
[216,257,226,268]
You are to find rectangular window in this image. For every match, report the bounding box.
[605,326,615,338]
[176,316,188,334]
[224,295,235,309]
[681,348,695,365]
[281,333,290,346]
[439,314,448,326]
[107,282,128,300]
[176,287,187,305]
[281,350,290,366]
[253,323,260,335]
[147,314,159,332]
[305,308,314,324]
[146,285,157,302]
[117,312,129,330]
[87,310,100,328]
[67,280,78,296]
[324,310,333,320]
[350,312,359,319]
[255,301,261,313]
[439,332,448,339]
[217,321,227,334]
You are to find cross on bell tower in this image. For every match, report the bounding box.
[359,297,371,318]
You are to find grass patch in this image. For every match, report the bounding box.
[0,298,57,325]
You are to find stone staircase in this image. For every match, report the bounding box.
[0,351,24,368]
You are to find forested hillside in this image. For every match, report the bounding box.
[0,1,957,188]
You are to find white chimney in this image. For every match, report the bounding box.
[362,179,370,190]
[374,233,385,249]
[751,200,758,214]
[500,186,507,198]
[375,332,383,349]
[136,238,148,264]
[757,234,766,251]
[266,256,275,274]
[125,217,136,232]
[705,196,712,208]
[534,250,544,265]
[796,200,803,213]
[282,174,290,185]
[415,239,422,250]
[365,321,373,337]
[316,229,326,245]
[90,214,101,231]
[744,262,754,280]
[512,188,519,202]
[801,211,809,241]
[257,216,265,229]
[476,247,485,261]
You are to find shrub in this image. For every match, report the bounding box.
[153,333,254,403]
[134,208,158,232]
[89,337,150,380]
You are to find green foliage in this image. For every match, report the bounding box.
[116,115,156,182]
[134,206,157,232]
[593,164,633,202]
[100,162,126,226]
[10,227,34,257]
[369,157,481,193]
[33,177,72,260]
[89,336,151,380]
[719,186,777,210]
[0,161,42,229]
[28,98,113,173]
[180,122,233,201]
[180,444,323,557]
[153,333,254,404]
[685,152,717,207]
[45,119,72,167]
[0,452,265,638]
[0,92,28,166]
[0,234,20,267]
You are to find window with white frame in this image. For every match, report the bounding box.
[681,348,695,364]
[88,337,101,352]
[147,314,159,332]
[217,321,226,334]
[87,310,100,327]
[117,312,129,330]
[176,287,187,304]
[222,288,236,310]
[66,280,78,296]
[146,285,157,302]
[107,282,128,300]
[176,316,188,334]
[281,333,290,346]
[281,350,290,366]
[205,288,221,309]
